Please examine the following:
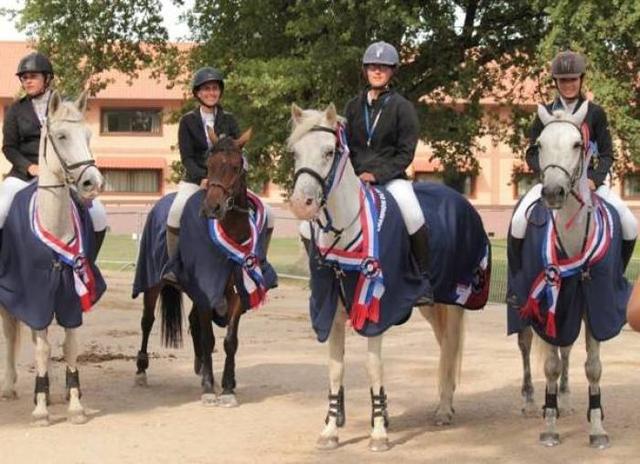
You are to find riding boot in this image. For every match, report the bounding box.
[0,229,3,251]
[162,226,180,285]
[410,225,433,306]
[622,238,636,272]
[508,234,524,274]
[92,229,106,262]
[264,227,274,255]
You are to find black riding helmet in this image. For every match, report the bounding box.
[192,67,224,94]
[16,52,54,77]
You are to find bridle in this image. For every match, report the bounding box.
[206,151,249,215]
[538,119,586,194]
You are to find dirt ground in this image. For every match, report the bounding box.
[1,270,639,464]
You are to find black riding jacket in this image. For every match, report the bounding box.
[178,106,240,184]
[2,96,43,181]
[344,88,419,185]
[525,96,613,187]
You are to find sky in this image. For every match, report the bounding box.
[0,0,193,41]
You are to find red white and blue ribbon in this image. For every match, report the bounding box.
[325,123,351,194]
[207,190,267,309]
[520,195,612,337]
[317,184,385,330]
[29,193,97,312]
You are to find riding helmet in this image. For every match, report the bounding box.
[16,52,54,76]
[551,51,586,79]
[191,67,225,94]
[362,41,400,67]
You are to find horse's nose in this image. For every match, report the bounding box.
[541,185,565,199]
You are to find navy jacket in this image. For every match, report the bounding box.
[2,96,42,181]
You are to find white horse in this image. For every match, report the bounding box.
[288,104,467,452]
[514,102,621,448]
[0,90,104,425]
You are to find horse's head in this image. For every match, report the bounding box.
[202,127,251,220]
[288,103,343,220]
[535,102,589,209]
[44,90,104,200]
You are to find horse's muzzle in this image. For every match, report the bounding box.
[541,184,566,209]
[290,191,321,220]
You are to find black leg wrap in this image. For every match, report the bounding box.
[543,387,558,418]
[587,391,603,422]
[325,386,346,428]
[370,387,389,428]
[136,350,149,372]
[66,368,82,400]
[508,235,524,273]
[34,374,50,405]
[622,239,636,272]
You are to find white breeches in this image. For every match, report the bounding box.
[511,183,638,240]
[0,176,107,231]
[167,180,274,229]
[385,179,424,234]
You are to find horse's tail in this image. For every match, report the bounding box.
[159,285,183,348]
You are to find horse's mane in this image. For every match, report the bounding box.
[287,109,345,149]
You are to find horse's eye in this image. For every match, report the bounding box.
[323,148,334,159]
[57,134,66,141]
[573,141,583,150]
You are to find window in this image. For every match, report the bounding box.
[514,173,537,199]
[101,108,162,135]
[623,174,640,199]
[103,169,161,194]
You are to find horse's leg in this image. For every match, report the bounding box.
[316,303,347,451]
[585,324,609,448]
[188,304,202,375]
[198,306,216,406]
[63,328,87,424]
[367,334,390,452]
[421,304,464,426]
[32,329,51,426]
[518,326,537,417]
[1,306,19,400]
[135,285,160,387]
[558,344,574,415]
[539,339,562,446]
[218,291,243,408]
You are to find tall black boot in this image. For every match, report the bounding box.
[508,234,524,274]
[409,224,430,277]
[0,229,3,251]
[92,229,106,262]
[622,239,636,272]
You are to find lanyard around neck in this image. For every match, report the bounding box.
[363,94,390,147]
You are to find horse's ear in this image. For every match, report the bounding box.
[207,126,219,145]
[291,103,304,126]
[537,104,554,127]
[325,103,337,125]
[48,90,62,116]
[235,128,252,149]
[570,100,589,127]
[75,89,89,114]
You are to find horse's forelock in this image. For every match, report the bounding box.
[50,100,82,122]
[208,136,242,163]
[287,109,344,149]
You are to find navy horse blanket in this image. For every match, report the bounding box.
[308,182,491,342]
[0,183,106,330]
[132,190,277,321]
[507,198,630,346]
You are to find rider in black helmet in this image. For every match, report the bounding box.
[0,51,107,253]
[510,50,637,270]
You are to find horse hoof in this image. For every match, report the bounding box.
[134,373,148,387]
[434,408,454,426]
[316,435,339,450]
[521,402,539,418]
[217,394,238,408]
[1,390,18,401]
[590,434,610,449]
[32,414,50,427]
[68,411,88,425]
[201,393,217,407]
[539,432,561,447]
[369,437,390,452]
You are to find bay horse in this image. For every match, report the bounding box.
[0,90,105,425]
[132,128,276,407]
[506,102,630,448]
[288,104,491,451]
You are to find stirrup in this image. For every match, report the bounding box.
[325,386,345,428]
[370,387,389,428]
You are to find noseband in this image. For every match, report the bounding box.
[206,154,248,215]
